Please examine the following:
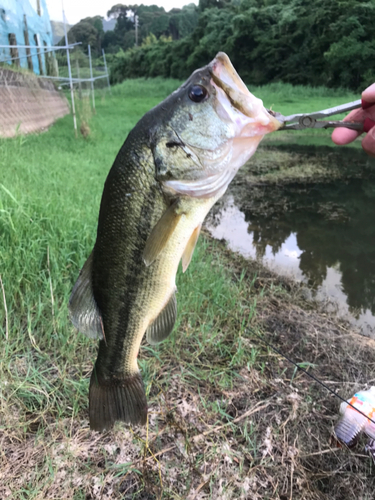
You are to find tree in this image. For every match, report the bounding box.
[198,0,231,11]
[169,4,199,40]
[108,0,375,91]
[102,30,120,53]
[65,18,103,55]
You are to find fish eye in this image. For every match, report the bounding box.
[188,85,208,103]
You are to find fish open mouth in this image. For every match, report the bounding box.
[209,52,281,136]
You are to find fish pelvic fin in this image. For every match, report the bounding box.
[89,369,147,431]
[69,252,105,340]
[143,199,182,267]
[181,224,201,273]
[146,291,177,345]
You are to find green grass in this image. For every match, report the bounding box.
[1,78,374,499]
[256,80,357,113]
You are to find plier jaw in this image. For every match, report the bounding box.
[268,99,375,132]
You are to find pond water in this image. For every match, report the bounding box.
[206,142,375,337]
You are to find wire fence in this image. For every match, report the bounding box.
[51,47,109,90]
[0,42,111,136]
[0,63,69,137]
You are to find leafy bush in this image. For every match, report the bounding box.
[109,0,375,91]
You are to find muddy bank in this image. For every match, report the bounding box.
[197,235,375,499]
[236,141,375,184]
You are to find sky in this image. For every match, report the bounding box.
[47,0,199,24]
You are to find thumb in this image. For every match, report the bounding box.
[331,127,359,145]
[362,83,375,103]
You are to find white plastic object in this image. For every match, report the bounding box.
[335,387,375,447]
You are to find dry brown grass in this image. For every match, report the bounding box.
[1,236,375,499]
[77,95,92,139]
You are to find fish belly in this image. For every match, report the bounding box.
[126,195,217,371]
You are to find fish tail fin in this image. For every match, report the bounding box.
[89,369,148,431]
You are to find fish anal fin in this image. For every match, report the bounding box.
[89,369,147,431]
[143,200,182,267]
[146,292,177,345]
[181,224,201,273]
[69,252,104,340]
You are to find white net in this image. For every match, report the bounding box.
[0,1,110,136]
[0,65,69,137]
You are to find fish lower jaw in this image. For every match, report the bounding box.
[163,169,236,199]
[238,118,281,137]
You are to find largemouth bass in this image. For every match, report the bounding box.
[69,53,280,431]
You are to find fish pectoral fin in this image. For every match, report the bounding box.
[68,252,105,340]
[143,199,182,267]
[181,224,201,273]
[146,291,177,345]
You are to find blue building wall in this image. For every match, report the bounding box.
[0,0,53,75]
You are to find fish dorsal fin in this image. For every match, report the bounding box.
[69,252,104,340]
[146,292,177,345]
[143,199,182,267]
[181,224,201,273]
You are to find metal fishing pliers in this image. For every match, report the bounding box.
[270,99,375,132]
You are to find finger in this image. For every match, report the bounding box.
[361,100,375,122]
[362,127,375,158]
[331,127,360,145]
[331,108,368,145]
[342,108,367,122]
[362,83,375,103]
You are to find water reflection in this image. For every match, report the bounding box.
[206,145,375,336]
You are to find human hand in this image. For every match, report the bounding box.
[331,83,375,157]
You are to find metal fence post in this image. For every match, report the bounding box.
[102,49,111,93]
[88,44,95,113]
[63,9,77,137]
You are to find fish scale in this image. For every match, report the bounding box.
[93,142,164,374]
[69,52,280,431]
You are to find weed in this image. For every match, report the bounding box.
[0,80,374,499]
